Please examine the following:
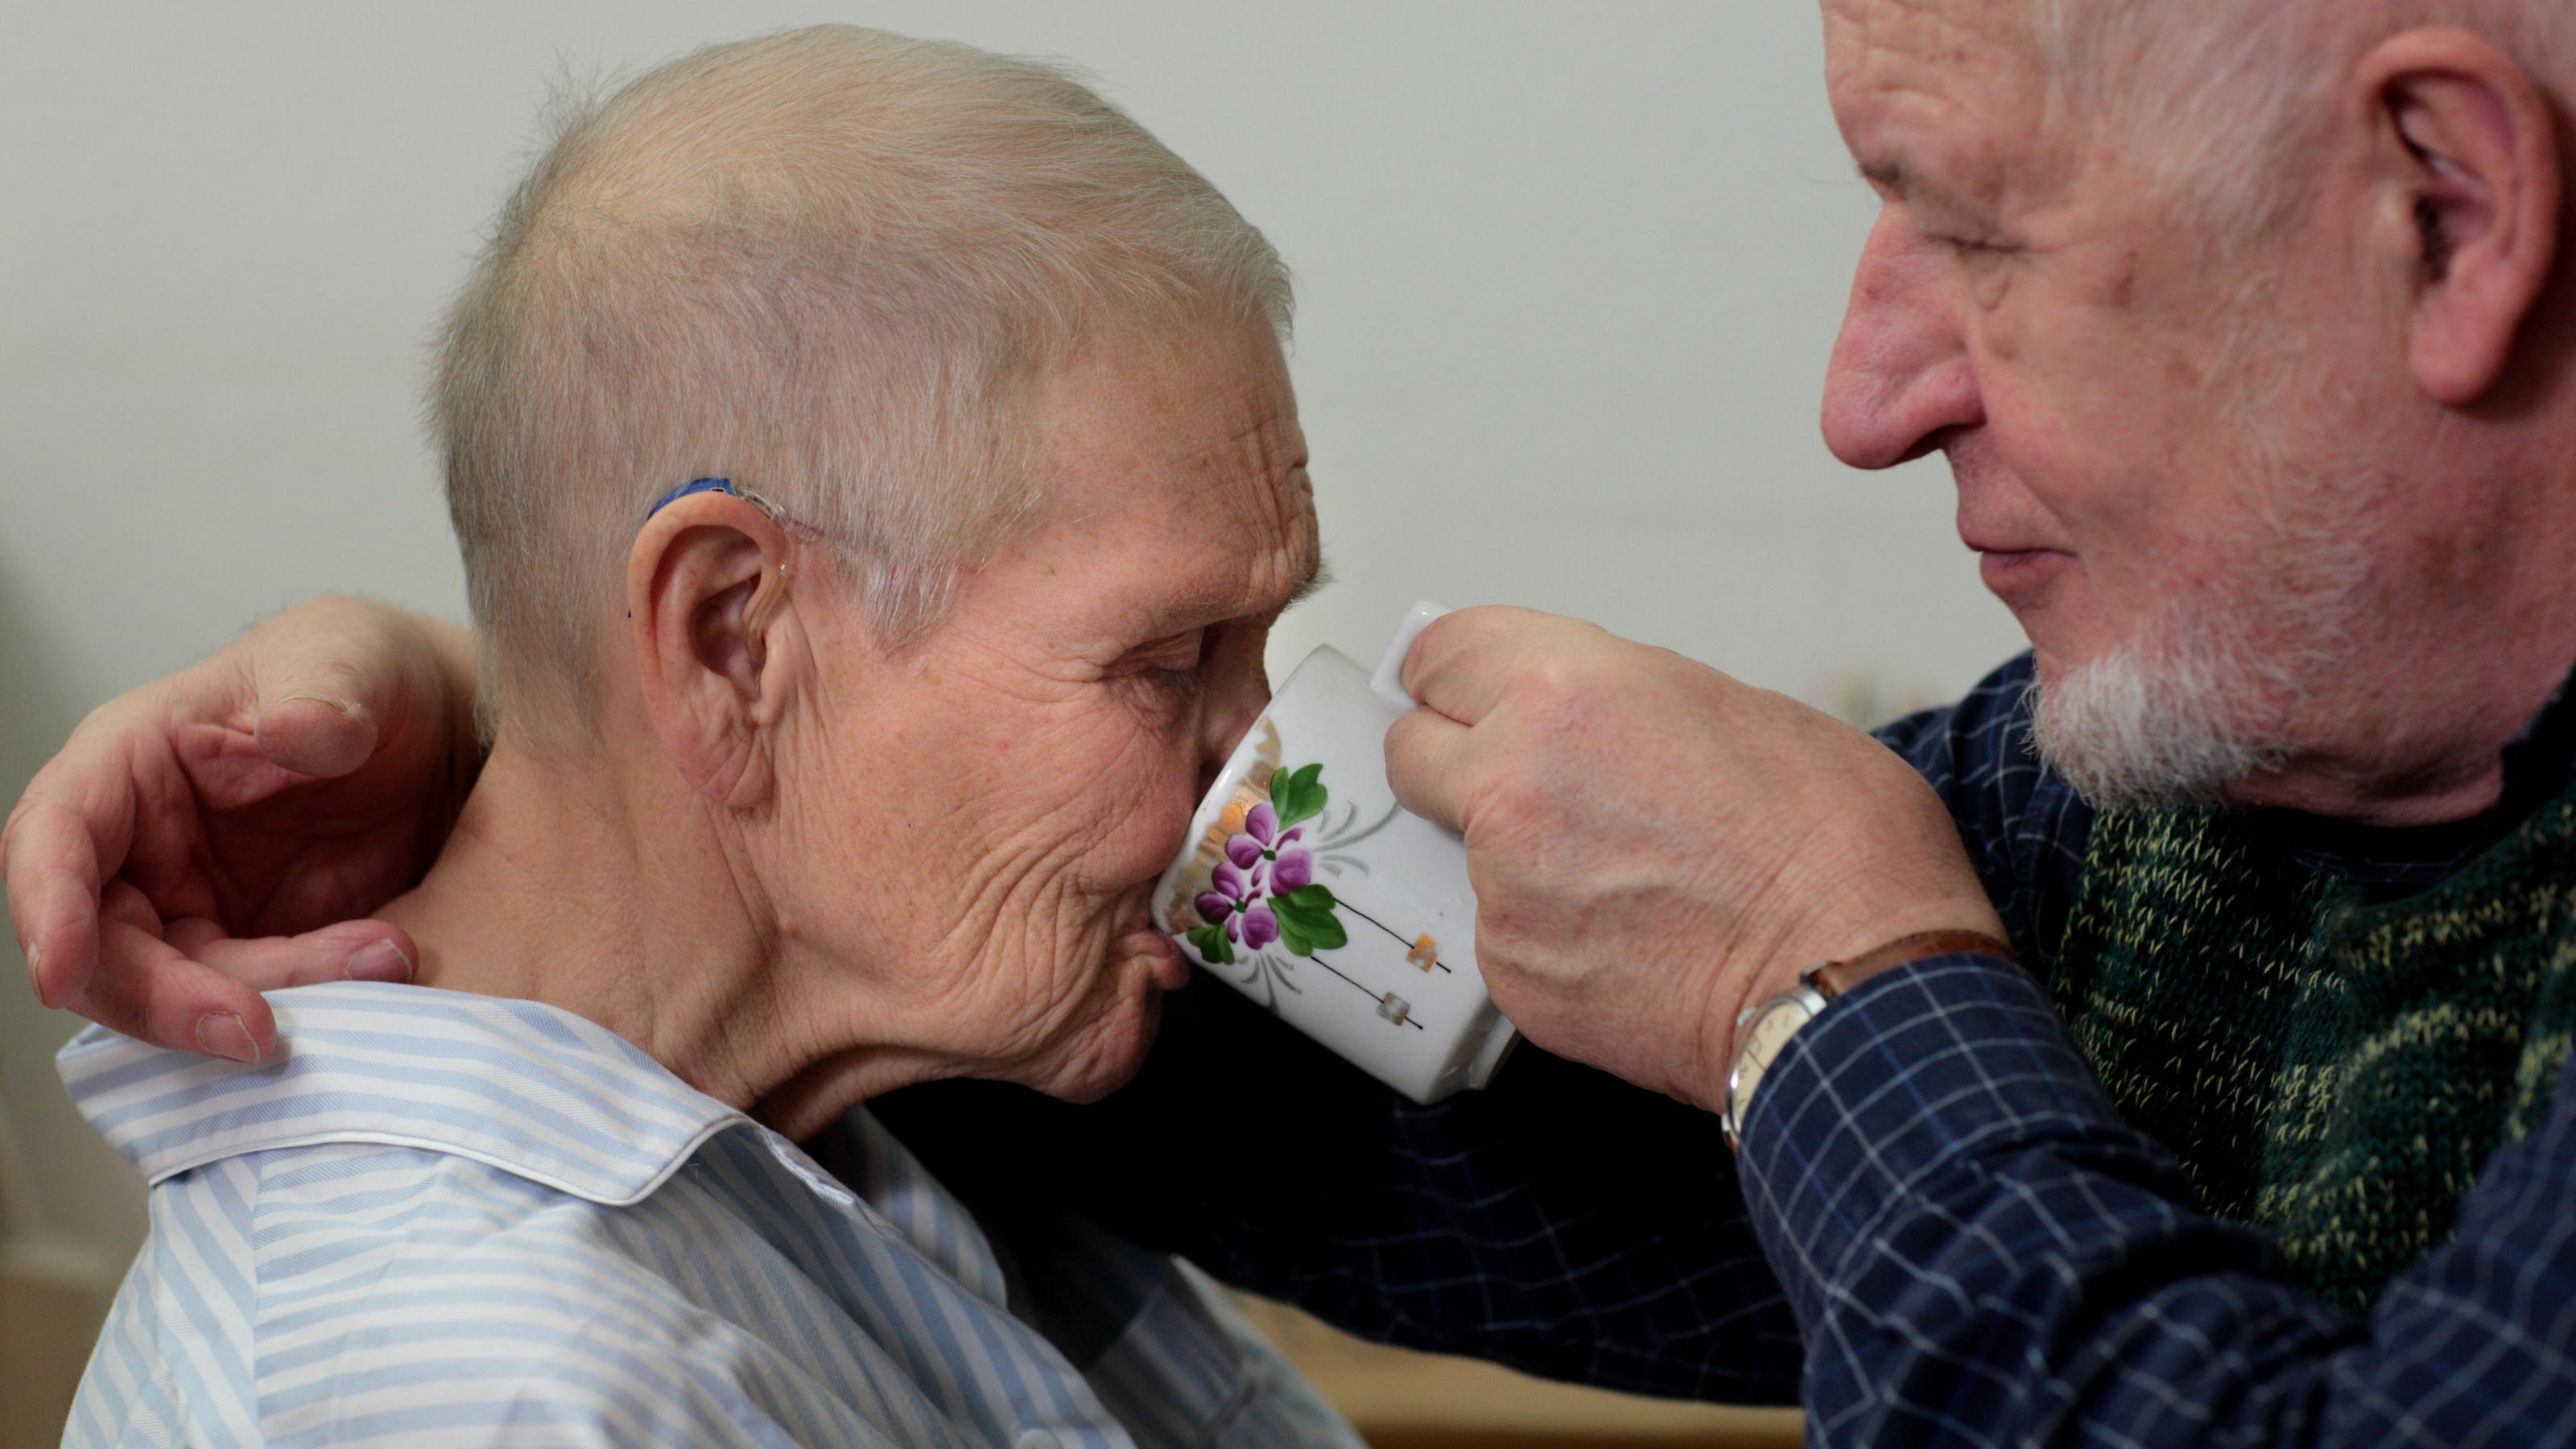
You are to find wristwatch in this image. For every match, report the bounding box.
[1720,929,2017,1151]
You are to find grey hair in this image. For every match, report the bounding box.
[2025,0,2575,249]
[432,26,1293,744]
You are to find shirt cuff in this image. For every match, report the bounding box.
[1732,951,2136,1332]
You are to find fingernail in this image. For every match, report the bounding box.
[196,1012,262,1064]
[281,692,357,716]
[345,938,414,984]
[24,940,55,1008]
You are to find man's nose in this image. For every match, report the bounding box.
[1196,664,1270,800]
[1821,209,1984,469]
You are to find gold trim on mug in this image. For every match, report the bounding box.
[1163,720,1282,929]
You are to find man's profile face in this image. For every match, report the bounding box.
[1816,0,2402,803]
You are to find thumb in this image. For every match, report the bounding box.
[167,916,420,992]
[253,669,383,779]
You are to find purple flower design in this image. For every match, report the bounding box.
[1225,802,1314,898]
[1194,860,1280,951]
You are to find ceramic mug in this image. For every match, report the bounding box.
[1152,601,1518,1103]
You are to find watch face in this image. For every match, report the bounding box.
[1729,996,1818,1134]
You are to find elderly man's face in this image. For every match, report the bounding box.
[772,318,1319,1102]
[1818,0,2418,803]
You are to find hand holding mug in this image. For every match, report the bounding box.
[1381,607,2003,1113]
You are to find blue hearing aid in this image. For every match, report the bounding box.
[645,477,742,518]
[632,479,800,618]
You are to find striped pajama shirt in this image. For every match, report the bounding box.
[58,982,1361,1447]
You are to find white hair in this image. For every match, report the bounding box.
[432,26,1293,743]
[2025,0,2576,248]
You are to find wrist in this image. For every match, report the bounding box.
[1709,915,2012,1106]
[1718,897,2006,1059]
[1717,926,2018,1149]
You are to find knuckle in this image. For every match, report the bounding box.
[2,797,68,880]
[1517,664,1592,733]
[1381,717,1423,784]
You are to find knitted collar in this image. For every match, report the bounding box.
[2264,655,2576,889]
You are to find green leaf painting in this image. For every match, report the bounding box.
[1268,762,1327,829]
[1269,883,1348,956]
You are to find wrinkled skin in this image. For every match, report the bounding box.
[701,317,1323,1116]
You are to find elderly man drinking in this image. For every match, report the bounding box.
[16,0,2576,1443]
[37,25,1360,1447]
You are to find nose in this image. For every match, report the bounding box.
[1195,653,1271,800]
[1821,207,1984,469]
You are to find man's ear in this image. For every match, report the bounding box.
[625,494,803,805]
[2359,28,2562,405]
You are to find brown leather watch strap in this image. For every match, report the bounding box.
[1807,929,2018,1000]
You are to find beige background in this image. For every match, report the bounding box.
[1,1,2023,1437]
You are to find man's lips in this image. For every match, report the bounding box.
[1116,927,1191,990]
[1975,547,2073,605]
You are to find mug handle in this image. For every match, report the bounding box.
[1369,601,1453,714]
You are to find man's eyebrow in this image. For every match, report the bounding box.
[1154,551,1330,633]
[1858,156,1908,192]
[1284,551,1330,613]
[1857,155,1974,214]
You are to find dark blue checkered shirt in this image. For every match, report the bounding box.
[882,651,2576,1443]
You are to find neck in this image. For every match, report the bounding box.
[377,733,947,1138]
[2218,417,2576,829]
[2227,580,2576,829]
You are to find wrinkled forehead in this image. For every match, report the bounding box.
[1823,0,2062,202]
[1021,320,1322,624]
[1112,408,1320,623]
[1823,0,2039,89]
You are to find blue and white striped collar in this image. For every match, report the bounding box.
[59,981,748,1204]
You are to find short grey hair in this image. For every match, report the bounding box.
[432,26,1293,743]
[2025,0,2574,249]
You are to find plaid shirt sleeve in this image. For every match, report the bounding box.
[1737,950,2576,1446]
[1872,652,2091,975]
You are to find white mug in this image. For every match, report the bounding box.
[1152,601,1518,1103]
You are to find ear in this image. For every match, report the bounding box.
[2357,28,2562,405]
[625,493,804,805]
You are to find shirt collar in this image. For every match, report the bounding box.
[58,981,745,1204]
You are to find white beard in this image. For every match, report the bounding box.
[2027,623,2289,810]
[2025,303,2380,811]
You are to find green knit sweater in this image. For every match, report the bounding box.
[2052,784,2576,1311]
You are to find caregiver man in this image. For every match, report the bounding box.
[14,0,2576,1442]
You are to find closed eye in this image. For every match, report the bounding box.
[1130,627,1206,672]
[1114,628,1211,701]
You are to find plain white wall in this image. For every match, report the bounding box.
[0,1,2025,1256]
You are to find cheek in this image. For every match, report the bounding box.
[1089,725,1208,886]
[1010,703,1212,894]
[1979,339,2202,546]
